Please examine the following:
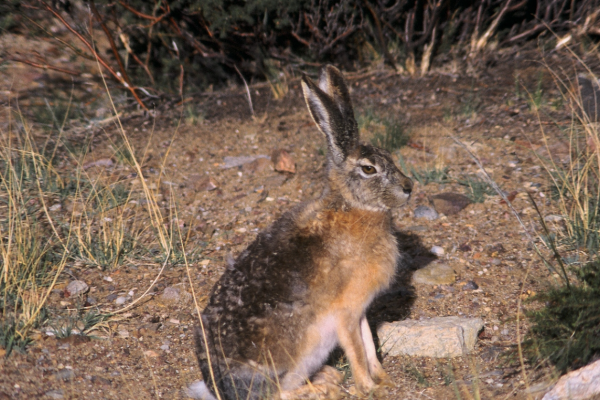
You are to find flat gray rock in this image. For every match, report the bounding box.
[413,205,439,220]
[543,358,600,400]
[378,316,484,358]
[412,263,455,285]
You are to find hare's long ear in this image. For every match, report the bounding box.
[301,65,358,165]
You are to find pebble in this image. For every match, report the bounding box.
[407,225,428,232]
[221,155,269,169]
[544,214,563,222]
[501,329,510,336]
[188,174,218,191]
[491,258,501,266]
[66,280,89,296]
[54,369,75,381]
[462,280,479,291]
[430,193,471,215]
[413,205,439,220]
[271,149,296,173]
[431,246,444,257]
[103,276,113,282]
[412,263,455,285]
[161,286,191,304]
[105,293,118,301]
[45,390,64,399]
[144,350,159,358]
[115,296,128,305]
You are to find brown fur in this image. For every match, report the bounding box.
[194,66,412,400]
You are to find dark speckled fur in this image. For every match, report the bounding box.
[194,65,413,400]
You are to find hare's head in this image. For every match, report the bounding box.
[301,65,413,212]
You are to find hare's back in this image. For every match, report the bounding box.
[202,210,323,358]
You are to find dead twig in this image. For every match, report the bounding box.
[90,1,147,110]
[37,0,148,110]
[7,57,80,76]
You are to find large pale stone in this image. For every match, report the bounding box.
[412,263,455,285]
[542,359,600,400]
[378,316,484,358]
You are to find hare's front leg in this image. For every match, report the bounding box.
[336,313,377,396]
[360,316,394,388]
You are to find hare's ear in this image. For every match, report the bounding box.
[301,66,358,165]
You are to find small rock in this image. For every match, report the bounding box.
[431,246,445,257]
[459,243,472,252]
[473,277,492,287]
[115,296,128,305]
[49,203,62,211]
[271,149,296,173]
[83,158,114,170]
[66,280,89,297]
[544,215,563,223]
[430,193,471,215]
[86,296,97,306]
[491,258,501,265]
[103,276,113,282]
[543,358,600,400]
[413,205,439,220]
[161,286,191,304]
[189,174,218,191]
[242,158,272,175]
[144,350,159,358]
[412,264,455,285]
[45,389,64,399]
[118,330,129,338]
[407,225,428,232]
[105,293,118,301]
[160,344,170,351]
[378,316,484,358]
[54,369,75,381]
[462,280,479,291]
[500,329,509,336]
[221,155,269,169]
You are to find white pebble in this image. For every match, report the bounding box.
[431,246,445,257]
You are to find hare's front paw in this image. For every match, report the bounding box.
[349,377,393,399]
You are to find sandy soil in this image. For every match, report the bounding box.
[0,37,591,399]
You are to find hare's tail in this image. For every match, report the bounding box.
[194,318,273,400]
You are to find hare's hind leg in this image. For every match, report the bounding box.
[279,366,343,400]
[360,316,394,388]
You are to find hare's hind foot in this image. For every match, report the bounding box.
[347,369,394,399]
[279,366,343,400]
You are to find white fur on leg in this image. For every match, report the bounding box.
[185,380,217,400]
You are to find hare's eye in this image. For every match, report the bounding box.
[361,165,376,175]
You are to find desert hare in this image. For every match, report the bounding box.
[192,65,413,400]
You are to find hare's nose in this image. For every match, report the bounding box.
[402,177,413,194]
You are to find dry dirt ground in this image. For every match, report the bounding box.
[0,39,594,399]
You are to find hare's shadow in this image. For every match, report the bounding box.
[327,229,435,367]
